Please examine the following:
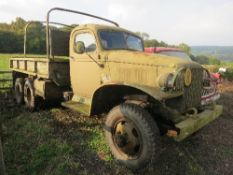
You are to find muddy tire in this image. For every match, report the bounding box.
[105,103,160,170]
[24,78,37,111]
[15,78,24,105]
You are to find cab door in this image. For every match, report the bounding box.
[70,30,102,100]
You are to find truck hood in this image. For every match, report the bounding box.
[104,50,202,90]
[105,50,200,69]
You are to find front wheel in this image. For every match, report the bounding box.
[105,103,160,170]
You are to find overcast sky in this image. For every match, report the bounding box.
[0,0,232,46]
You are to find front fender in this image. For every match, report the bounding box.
[127,83,183,101]
[90,82,183,116]
[93,82,183,102]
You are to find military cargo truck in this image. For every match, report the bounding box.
[10,7,223,170]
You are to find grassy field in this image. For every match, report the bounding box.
[1,83,233,175]
[0,54,15,89]
[1,106,119,175]
[0,54,10,70]
[0,53,20,70]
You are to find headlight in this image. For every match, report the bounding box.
[158,73,174,88]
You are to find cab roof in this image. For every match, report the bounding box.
[72,24,139,37]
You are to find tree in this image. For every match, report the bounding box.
[144,39,160,47]
[11,17,26,33]
[208,56,221,65]
[159,41,168,47]
[178,43,191,54]
[192,55,209,64]
[0,31,23,53]
[135,32,150,40]
[26,22,46,54]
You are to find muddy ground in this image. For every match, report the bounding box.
[0,82,233,175]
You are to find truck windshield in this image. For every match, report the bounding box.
[99,30,143,51]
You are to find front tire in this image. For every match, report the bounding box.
[105,103,160,170]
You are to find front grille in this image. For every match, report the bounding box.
[183,68,203,110]
[174,67,203,113]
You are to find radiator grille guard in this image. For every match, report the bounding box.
[171,67,204,113]
[182,68,203,111]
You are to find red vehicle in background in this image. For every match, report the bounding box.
[145,47,192,61]
[145,47,220,105]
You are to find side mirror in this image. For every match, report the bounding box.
[75,41,85,54]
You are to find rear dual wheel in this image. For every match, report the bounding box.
[14,78,38,111]
[105,103,160,170]
[24,78,37,111]
[15,78,24,105]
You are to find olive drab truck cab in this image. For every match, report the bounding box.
[10,7,223,170]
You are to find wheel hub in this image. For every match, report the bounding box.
[114,120,142,157]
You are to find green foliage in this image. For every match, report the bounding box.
[0,17,71,54]
[0,31,23,53]
[191,46,233,62]
[221,65,233,80]
[192,55,209,64]
[191,55,221,65]
[135,31,171,48]
[208,56,221,65]
[11,17,27,33]
[144,39,172,48]
[135,32,150,40]
[28,140,74,175]
[26,22,46,54]
[0,17,27,53]
[144,39,160,47]
[0,54,12,70]
[178,43,191,54]
[2,107,120,175]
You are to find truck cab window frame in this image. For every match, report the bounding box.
[74,32,97,53]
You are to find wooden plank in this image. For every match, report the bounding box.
[10,68,37,76]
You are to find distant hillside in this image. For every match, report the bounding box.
[191,46,233,62]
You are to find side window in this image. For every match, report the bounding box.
[75,33,96,52]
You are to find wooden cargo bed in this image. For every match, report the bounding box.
[10,57,70,86]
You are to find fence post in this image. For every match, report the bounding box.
[0,138,6,175]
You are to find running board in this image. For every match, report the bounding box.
[61,101,90,116]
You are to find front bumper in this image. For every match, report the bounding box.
[174,105,223,141]
[201,92,220,106]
